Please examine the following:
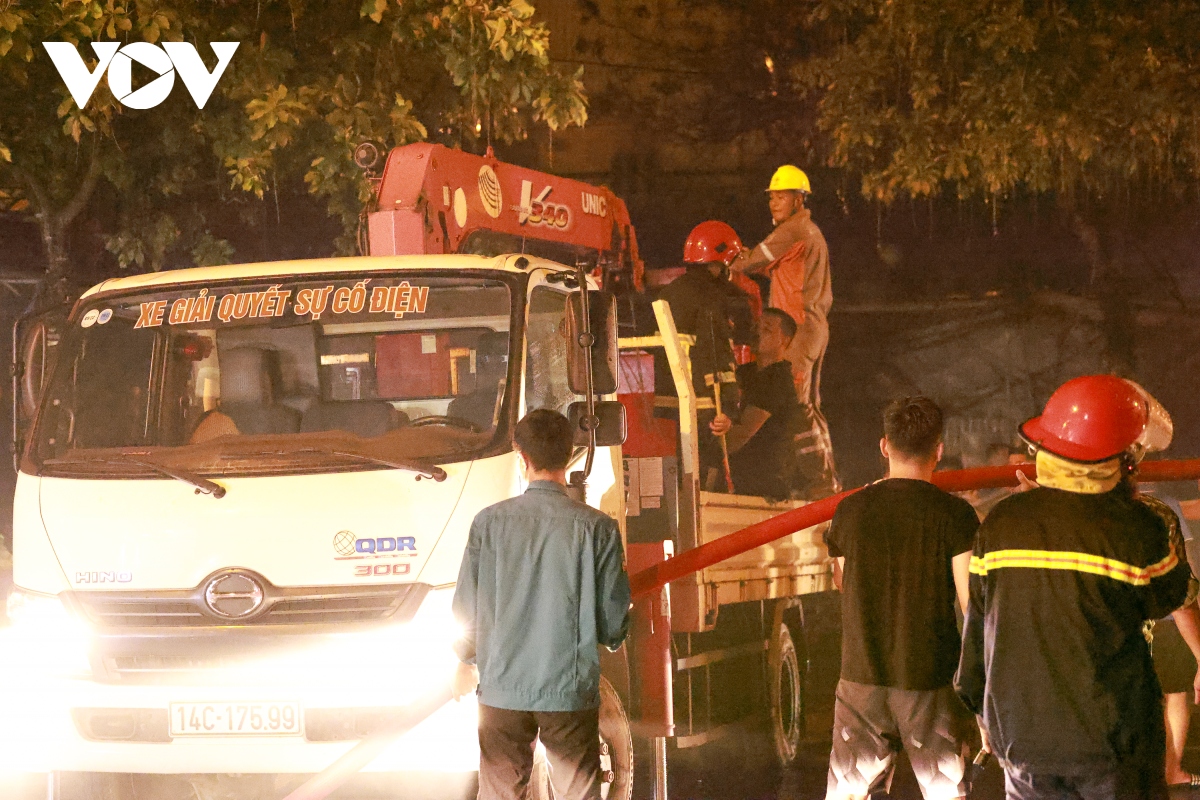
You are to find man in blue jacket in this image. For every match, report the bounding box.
[452,409,631,800]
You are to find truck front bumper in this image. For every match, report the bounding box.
[0,667,480,774]
[0,589,481,775]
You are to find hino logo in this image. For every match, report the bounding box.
[43,41,239,110]
[203,571,265,619]
[76,571,133,584]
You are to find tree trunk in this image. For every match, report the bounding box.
[13,142,103,311]
[1068,210,1104,286]
[1068,209,1135,374]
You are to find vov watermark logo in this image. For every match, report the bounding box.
[43,41,239,110]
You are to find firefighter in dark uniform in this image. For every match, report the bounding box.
[655,221,755,491]
[956,375,1191,800]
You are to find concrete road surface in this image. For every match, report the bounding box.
[0,742,1008,800]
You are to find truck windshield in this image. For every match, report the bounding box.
[32,271,519,478]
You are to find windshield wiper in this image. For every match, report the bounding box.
[46,454,227,498]
[219,448,447,482]
[123,456,227,498]
[299,448,448,482]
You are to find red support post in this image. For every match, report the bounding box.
[626,542,674,738]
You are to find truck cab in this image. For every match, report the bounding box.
[7,253,627,798]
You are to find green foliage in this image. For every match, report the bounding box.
[792,0,1200,205]
[104,213,179,272]
[0,0,586,278]
[189,231,235,267]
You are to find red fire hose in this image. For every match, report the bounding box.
[630,458,1200,600]
[285,458,1200,798]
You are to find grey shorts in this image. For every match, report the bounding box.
[826,680,970,800]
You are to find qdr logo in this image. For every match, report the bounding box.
[332,531,417,560]
[43,41,238,110]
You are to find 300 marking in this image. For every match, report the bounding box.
[169,702,301,737]
[354,563,410,577]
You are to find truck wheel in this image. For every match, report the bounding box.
[597,676,633,800]
[530,676,633,800]
[767,621,804,768]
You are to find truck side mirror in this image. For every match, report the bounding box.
[566,290,618,395]
[18,320,52,421]
[12,316,61,471]
[568,400,626,448]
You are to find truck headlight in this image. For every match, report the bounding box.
[320,585,462,670]
[7,588,87,630]
[403,585,463,649]
[1,588,92,675]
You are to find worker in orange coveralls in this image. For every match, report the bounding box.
[731,166,838,494]
[730,165,832,410]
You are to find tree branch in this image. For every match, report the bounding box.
[55,139,102,232]
[9,163,69,303]
[9,163,53,231]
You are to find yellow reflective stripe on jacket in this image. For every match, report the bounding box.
[969,549,1178,586]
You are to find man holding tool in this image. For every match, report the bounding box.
[451,409,631,800]
[709,308,803,500]
[659,220,755,491]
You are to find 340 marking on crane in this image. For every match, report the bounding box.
[518,181,571,229]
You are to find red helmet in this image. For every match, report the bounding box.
[1019,375,1173,463]
[683,220,743,267]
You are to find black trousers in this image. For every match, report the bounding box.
[1002,761,1168,800]
[477,703,601,800]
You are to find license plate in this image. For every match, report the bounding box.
[169,702,302,737]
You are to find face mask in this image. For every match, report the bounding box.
[1034,449,1122,494]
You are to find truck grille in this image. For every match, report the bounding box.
[68,582,424,629]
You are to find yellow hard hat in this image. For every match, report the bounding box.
[767,165,811,194]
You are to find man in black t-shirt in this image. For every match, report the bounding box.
[709,308,801,500]
[824,397,978,800]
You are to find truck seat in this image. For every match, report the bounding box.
[219,347,302,435]
[446,331,509,430]
[300,400,394,438]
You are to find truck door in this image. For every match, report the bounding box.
[521,271,625,522]
[523,278,576,418]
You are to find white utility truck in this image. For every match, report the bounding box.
[6,146,836,800]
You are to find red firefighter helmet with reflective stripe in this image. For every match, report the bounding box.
[683,220,743,267]
[1019,375,1173,463]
